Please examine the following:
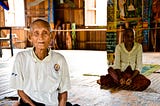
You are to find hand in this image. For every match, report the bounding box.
[126,78,132,85]
[120,78,125,85]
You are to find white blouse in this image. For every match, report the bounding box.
[113,42,142,72]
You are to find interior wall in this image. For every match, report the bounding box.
[0,0,160,51]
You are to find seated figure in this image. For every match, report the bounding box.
[97,28,151,91]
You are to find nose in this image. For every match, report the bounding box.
[39,33,44,39]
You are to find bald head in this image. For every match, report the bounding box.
[30,19,51,32]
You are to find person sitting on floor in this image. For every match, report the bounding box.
[97,28,151,91]
[10,19,71,106]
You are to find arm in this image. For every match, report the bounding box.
[126,70,139,85]
[18,90,35,106]
[114,44,121,69]
[131,70,139,79]
[58,55,71,106]
[135,44,143,72]
[58,91,67,106]
[10,53,35,105]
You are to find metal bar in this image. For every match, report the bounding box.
[52,0,54,23]
[9,27,13,56]
[48,0,50,23]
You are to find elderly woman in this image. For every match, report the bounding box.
[97,28,151,91]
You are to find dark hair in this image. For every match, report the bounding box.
[123,28,134,37]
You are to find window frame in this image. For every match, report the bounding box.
[4,0,25,27]
[84,0,107,26]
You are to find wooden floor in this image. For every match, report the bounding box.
[0,49,160,106]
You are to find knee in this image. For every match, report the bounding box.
[146,79,151,86]
[138,79,151,91]
[108,67,114,73]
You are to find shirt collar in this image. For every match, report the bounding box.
[31,47,52,62]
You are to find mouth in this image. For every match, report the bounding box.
[38,42,45,45]
[38,42,45,44]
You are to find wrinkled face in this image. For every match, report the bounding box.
[124,31,134,44]
[30,21,51,50]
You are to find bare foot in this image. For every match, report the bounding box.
[109,87,121,93]
[100,85,110,90]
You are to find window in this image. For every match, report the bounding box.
[4,0,25,27]
[85,0,107,26]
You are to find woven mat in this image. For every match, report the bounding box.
[83,64,160,77]
[142,64,160,76]
[0,97,18,106]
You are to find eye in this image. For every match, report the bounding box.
[33,31,39,37]
[42,31,50,36]
[43,31,48,34]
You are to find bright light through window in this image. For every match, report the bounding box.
[4,0,25,27]
[85,0,107,26]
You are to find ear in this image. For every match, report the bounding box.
[28,32,32,43]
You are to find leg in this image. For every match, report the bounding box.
[19,98,45,106]
[108,67,121,84]
[97,67,121,89]
[131,74,151,91]
[99,74,118,89]
[123,66,151,91]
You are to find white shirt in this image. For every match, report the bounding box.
[10,48,71,106]
[113,42,142,72]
